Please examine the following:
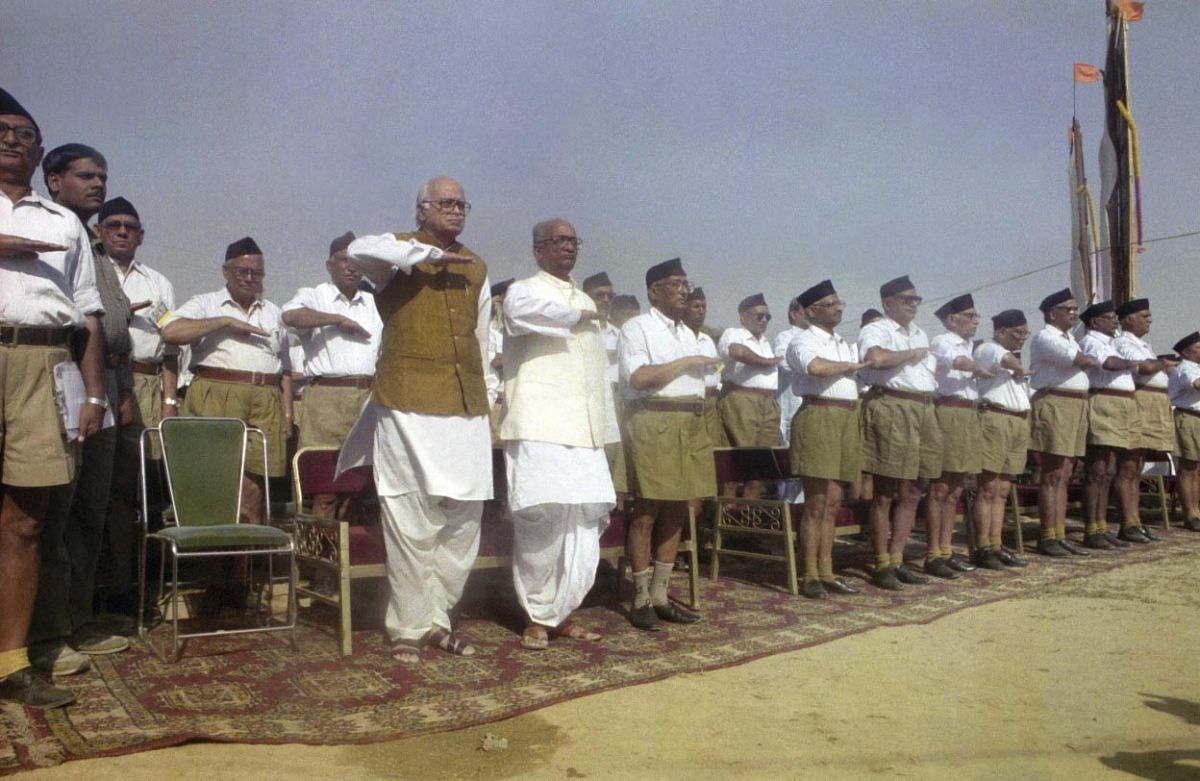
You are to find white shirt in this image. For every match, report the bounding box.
[0,189,102,325]
[974,341,1031,412]
[619,306,705,400]
[788,324,859,401]
[774,325,806,420]
[1029,325,1089,392]
[857,317,936,392]
[282,281,383,377]
[486,313,504,405]
[697,331,721,392]
[164,289,289,374]
[1169,360,1200,411]
[602,321,620,388]
[930,332,978,400]
[1079,330,1136,392]
[718,327,778,390]
[113,259,176,363]
[336,232,493,501]
[1115,332,1168,390]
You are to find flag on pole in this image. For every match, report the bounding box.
[1115,1,1144,21]
[1074,62,1100,83]
[1098,2,1140,304]
[1069,119,1098,304]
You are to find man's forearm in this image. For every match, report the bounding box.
[630,358,697,391]
[864,347,921,370]
[281,308,341,330]
[162,354,180,401]
[728,343,775,367]
[79,315,106,398]
[161,317,228,345]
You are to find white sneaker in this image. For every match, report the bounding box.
[28,641,92,676]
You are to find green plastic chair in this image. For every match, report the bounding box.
[137,416,297,660]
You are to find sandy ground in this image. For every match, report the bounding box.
[20,547,1200,781]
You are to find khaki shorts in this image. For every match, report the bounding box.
[0,345,79,487]
[1175,411,1200,462]
[789,401,861,483]
[979,408,1030,476]
[862,393,942,481]
[181,376,287,477]
[297,382,370,451]
[1087,392,1135,450]
[1030,392,1087,458]
[935,403,983,475]
[718,387,780,447]
[604,441,628,494]
[626,405,716,501]
[1134,389,1173,452]
[118,370,165,458]
[703,394,729,447]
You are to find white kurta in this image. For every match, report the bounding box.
[501,272,615,627]
[334,232,493,642]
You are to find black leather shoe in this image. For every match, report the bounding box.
[894,563,930,584]
[1083,533,1113,550]
[924,558,960,580]
[629,604,662,631]
[995,547,1028,568]
[802,579,827,599]
[821,577,860,595]
[1059,538,1091,556]
[872,567,903,591]
[1037,539,1069,558]
[1117,527,1149,545]
[1139,526,1162,542]
[1103,530,1130,547]
[947,555,977,572]
[654,601,701,624]
[972,549,1005,570]
[0,667,74,709]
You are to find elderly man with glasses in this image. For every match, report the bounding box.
[499,219,614,649]
[334,176,492,663]
[162,237,293,530]
[618,258,720,631]
[1028,288,1099,557]
[857,275,939,591]
[718,293,783,451]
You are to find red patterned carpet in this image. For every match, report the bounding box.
[1,531,1194,775]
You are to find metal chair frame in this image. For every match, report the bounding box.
[137,416,297,660]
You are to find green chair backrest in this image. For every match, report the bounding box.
[160,417,247,527]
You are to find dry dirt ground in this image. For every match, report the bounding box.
[21,547,1200,781]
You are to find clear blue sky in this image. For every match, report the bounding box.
[4,1,1197,344]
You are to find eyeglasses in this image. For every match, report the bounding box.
[752,312,773,322]
[421,198,471,215]
[1054,304,1080,313]
[894,295,923,305]
[652,279,694,293]
[537,235,583,249]
[99,219,142,232]
[226,267,266,280]
[810,299,846,309]
[0,121,39,146]
[954,311,982,320]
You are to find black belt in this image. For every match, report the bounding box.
[980,402,1029,420]
[0,324,73,348]
[802,396,858,410]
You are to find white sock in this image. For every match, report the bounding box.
[650,560,674,606]
[632,568,652,609]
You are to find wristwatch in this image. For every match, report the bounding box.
[85,396,109,410]
[163,397,180,407]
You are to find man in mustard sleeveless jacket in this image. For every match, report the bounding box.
[336,177,492,662]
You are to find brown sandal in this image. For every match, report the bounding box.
[553,623,601,642]
[425,627,477,657]
[521,625,550,650]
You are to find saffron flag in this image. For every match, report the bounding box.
[1115,1,1144,21]
[1074,62,1100,83]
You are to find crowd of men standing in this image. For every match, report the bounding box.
[4,85,1200,711]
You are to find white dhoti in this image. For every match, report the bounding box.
[505,440,615,628]
[338,400,493,641]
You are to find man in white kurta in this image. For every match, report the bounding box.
[335,176,492,661]
[774,297,807,442]
[500,219,614,649]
